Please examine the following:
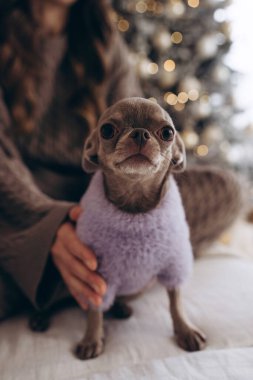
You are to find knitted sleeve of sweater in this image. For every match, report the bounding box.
[76,171,193,311]
[0,90,74,310]
[0,32,143,314]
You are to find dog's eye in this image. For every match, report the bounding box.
[100,124,116,140]
[158,126,174,142]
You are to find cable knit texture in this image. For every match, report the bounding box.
[76,171,193,311]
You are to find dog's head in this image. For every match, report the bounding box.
[82,97,186,178]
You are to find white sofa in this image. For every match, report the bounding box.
[1,219,253,380]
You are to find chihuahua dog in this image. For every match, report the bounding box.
[75,97,206,360]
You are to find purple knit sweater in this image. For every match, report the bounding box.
[76,171,193,311]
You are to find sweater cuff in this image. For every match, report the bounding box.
[2,202,74,309]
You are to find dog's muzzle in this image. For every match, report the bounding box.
[129,128,151,148]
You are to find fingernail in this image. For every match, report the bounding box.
[93,285,100,294]
[87,260,97,271]
[94,284,106,296]
[90,296,102,307]
[100,284,107,296]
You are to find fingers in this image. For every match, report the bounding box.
[57,222,97,271]
[51,223,107,311]
[68,255,107,295]
[54,239,106,295]
[52,253,86,310]
[58,262,103,308]
[69,205,83,222]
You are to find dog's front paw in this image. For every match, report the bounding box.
[176,326,206,352]
[29,311,50,332]
[74,337,105,360]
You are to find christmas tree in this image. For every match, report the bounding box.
[111,0,253,181]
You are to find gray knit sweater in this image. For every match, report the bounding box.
[0,32,141,314]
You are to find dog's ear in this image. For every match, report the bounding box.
[82,129,100,173]
[171,133,186,173]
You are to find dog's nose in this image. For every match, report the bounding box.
[129,128,151,147]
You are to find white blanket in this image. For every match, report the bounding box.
[1,220,253,380]
[86,348,253,380]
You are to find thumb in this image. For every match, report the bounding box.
[69,205,83,222]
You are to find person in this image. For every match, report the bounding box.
[0,0,242,321]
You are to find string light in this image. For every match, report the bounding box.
[174,103,185,111]
[147,62,159,74]
[187,0,199,8]
[147,0,156,12]
[196,144,209,157]
[171,32,183,44]
[165,93,178,105]
[117,19,129,32]
[136,1,147,13]
[163,91,171,102]
[170,1,185,17]
[181,130,199,148]
[164,59,176,72]
[177,92,188,103]
[188,89,199,101]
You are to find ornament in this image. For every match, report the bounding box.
[166,1,186,18]
[197,34,218,59]
[138,19,156,35]
[179,77,201,93]
[225,145,245,165]
[152,29,172,51]
[210,93,224,107]
[181,130,199,149]
[137,57,153,78]
[212,65,230,82]
[201,124,224,144]
[191,100,211,119]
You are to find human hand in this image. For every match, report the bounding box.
[51,205,107,310]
